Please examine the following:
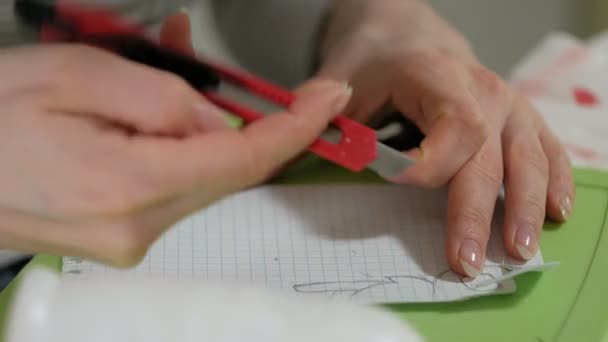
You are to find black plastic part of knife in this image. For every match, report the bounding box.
[372,113,425,151]
[14,0,59,31]
[84,34,221,91]
[15,0,221,91]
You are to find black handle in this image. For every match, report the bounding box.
[86,34,221,91]
[15,0,221,91]
[14,0,58,30]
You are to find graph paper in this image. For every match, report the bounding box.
[62,184,554,304]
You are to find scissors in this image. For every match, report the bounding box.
[14,0,414,178]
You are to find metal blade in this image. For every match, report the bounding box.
[216,84,414,177]
[367,141,415,178]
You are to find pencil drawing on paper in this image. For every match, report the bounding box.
[292,267,505,301]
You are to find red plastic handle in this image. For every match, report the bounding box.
[205,63,378,172]
[41,0,378,172]
[204,91,377,172]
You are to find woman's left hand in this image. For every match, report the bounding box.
[317,0,575,277]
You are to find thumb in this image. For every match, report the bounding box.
[134,79,353,200]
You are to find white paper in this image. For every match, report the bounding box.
[63,185,551,304]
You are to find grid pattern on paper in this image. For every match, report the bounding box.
[63,185,544,304]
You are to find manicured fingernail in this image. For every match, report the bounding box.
[193,102,230,130]
[459,239,483,277]
[295,81,353,115]
[405,147,423,162]
[342,82,353,96]
[560,196,572,220]
[332,82,353,112]
[514,225,537,260]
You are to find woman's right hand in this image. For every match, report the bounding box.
[0,44,351,266]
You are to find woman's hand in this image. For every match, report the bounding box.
[318,0,575,276]
[0,14,351,267]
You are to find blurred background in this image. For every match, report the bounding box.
[426,0,607,75]
[191,0,607,79]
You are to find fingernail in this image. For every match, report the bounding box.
[342,82,353,96]
[293,81,353,116]
[405,147,423,162]
[514,225,537,260]
[193,102,231,130]
[332,82,353,112]
[560,196,572,220]
[459,239,483,277]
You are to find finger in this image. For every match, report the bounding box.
[502,110,549,260]
[390,57,490,188]
[539,125,575,221]
[16,45,228,134]
[317,54,392,123]
[446,138,503,277]
[160,10,196,55]
[105,78,353,252]
[129,79,352,200]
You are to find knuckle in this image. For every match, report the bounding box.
[470,65,506,96]
[471,153,504,187]
[429,99,489,150]
[453,207,491,239]
[450,106,489,147]
[397,49,456,79]
[509,139,549,176]
[522,194,547,222]
[530,154,550,177]
[149,73,196,127]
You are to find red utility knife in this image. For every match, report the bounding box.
[14,0,414,177]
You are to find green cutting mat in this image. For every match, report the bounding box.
[0,159,606,342]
